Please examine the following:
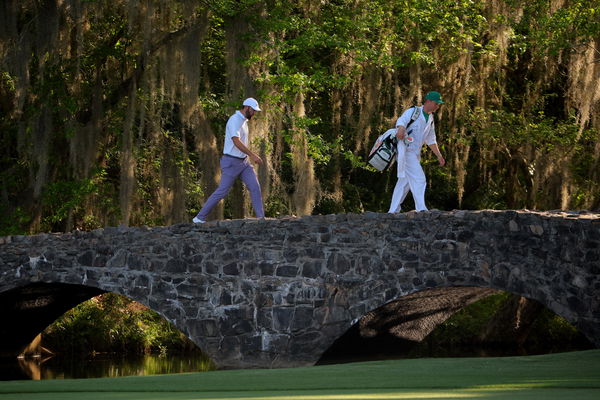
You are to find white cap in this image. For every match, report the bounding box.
[242,97,261,111]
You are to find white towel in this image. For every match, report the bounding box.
[396,140,407,178]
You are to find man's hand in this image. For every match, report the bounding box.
[395,126,406,140]
[427,143,445,166]
[250,153,263,165]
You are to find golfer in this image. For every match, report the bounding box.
[193,98,264,223]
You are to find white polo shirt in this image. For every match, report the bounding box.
[395,106,437,154]
[223,110,248,158]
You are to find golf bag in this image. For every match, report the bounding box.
[368,129,398,171]
[368,107,420,171]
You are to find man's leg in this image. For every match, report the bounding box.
[388,178,410,213]
[405,153,428,211]
[239,162,265,218]
[195,157,239,221]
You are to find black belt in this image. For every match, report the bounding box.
[223,154,247,160]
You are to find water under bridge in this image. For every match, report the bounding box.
[0,210,598,369]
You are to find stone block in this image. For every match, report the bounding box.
[326,253,351,274]
[291,306,315,332]
[259,332,289,353]
[240,334,262,355]
[223,263,240,276]
[283,248,299,262]
[77,250,94,267]
[221,317,253,336]
[106,249,129,268]
[243,262,261,277]
[289,331,324,355]
[204,262,218,274]
[165,258,187,273]
[219,291,232,305]
[323,305,348,324]
[218,336,241,359]
[260,262,275,276]
[301,261,322,278]
[276,265,298,277]
[273,307,294,332]
[256,307,273,328]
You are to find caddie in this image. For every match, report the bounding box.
[389,91,446,213]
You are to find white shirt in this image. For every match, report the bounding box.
[223,110,249,158]
[394,106,437,178]
[395,106,437,154]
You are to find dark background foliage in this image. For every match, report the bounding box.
[0,0,598,235]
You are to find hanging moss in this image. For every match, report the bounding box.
[0,0,598,234]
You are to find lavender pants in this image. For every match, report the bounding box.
[196,155,264,220]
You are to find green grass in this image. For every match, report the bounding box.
[1,350,599,400]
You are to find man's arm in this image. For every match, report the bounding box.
[232,137,263,164]
[428,143,446,166]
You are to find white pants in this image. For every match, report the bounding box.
[388,151,428,212]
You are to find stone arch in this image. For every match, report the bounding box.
[0,282,105,357]
[315,285,593,364]
[306,256,598,367]
[0,281,214,361]
[316,286,497,363]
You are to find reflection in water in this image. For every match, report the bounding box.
[2,353,215,380]
[17,355,54,380]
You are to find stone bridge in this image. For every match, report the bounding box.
[0,210,598,369]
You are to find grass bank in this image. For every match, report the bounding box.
[1,350,599,400]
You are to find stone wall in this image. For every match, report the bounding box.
[0,210,598,368]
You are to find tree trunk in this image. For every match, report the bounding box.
[290,92,318,216]
[224,15,256,219]
[119,82,137,226]
[479,294,544,346]
[193,109,223,221]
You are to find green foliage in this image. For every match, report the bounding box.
[43,293,206,357]
[456,105,598,210]
[423,155,459,210]
[513,0,600,55]
[39,169,118,232]
[412,292,593,356]
[526,308,592,352]
[422,292,512,348]
[0,207,30,236]
[42,178,97,224]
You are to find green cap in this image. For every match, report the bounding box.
[425,91,445,104]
